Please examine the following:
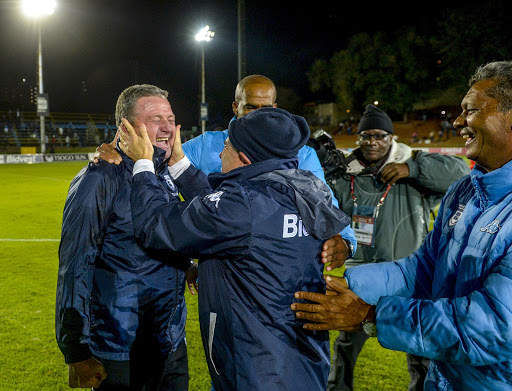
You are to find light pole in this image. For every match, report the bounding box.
[21,0,56,154]
[195,25,214,133]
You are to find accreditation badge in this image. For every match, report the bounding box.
[351,205,377,247]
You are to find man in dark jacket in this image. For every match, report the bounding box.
[56,84,194,390]
[118,107,351,391]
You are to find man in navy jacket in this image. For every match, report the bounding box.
[94,74,356,265]
[118,107,351,390]
[56,84,194,390]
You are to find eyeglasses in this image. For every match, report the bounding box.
[358,133,389,141]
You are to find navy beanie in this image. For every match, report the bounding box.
[357,104,394,134]
[228,107,310,163]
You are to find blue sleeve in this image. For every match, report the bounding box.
[55,163,116,363]
[131,171,251,258]
[374,248,512,366]
[346,192,447,304]
[298,145,357,250]
[182,133,204,168]
[173,164,212,200]
[346,191,512,365]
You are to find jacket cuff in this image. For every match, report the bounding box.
[64,346,93,364]
[405,158,419,179]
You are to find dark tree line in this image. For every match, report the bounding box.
[307,2,512,120]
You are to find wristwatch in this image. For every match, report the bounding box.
[361,306,377,337]
[343,239,355,259]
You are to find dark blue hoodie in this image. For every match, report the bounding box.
[130,157,350,391]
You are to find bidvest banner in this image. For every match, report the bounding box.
[0,153,93,164]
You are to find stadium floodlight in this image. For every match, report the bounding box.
[21,0,57,154]
[195,26,214,133]
[195,25,215,42]
[21,0,56,18]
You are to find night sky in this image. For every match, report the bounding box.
[0,0,491,128]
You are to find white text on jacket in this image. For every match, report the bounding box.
[283,214,310,238]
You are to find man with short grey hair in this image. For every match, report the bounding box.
[56,84,194,390]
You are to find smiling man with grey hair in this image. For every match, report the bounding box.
[56,84,194,390]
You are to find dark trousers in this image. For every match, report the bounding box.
[94,340,189,391]
[327,331,429,391]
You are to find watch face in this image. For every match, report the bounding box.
[362,321,377,337]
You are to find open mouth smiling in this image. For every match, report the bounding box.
[460,128,476,146]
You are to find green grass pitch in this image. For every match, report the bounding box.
[0,162,409,390]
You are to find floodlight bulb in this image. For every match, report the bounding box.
[22,0,57,17]
[195,26,214,42]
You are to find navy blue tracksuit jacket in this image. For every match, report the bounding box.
[56,147,189,365]
[130,158,350,391]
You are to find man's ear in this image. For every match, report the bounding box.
[232,102,239,117]
[238,151,252,166]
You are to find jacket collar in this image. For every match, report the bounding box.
[208,158,298,189]
[471,159,512,209]
[116,141,168,172]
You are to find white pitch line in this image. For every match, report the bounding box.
[0,239,60,242]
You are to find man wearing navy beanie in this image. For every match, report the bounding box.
[228,107,310,163]
[117,107,351,391]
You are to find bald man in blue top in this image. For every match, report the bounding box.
[94,74,356,268]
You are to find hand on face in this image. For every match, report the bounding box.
[168,124,185,167]
[119,118,154,162]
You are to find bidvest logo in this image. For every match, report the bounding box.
[283,214,310,238]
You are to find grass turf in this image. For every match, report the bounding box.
[0,161,409,390]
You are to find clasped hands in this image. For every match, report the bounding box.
[291,274,373,331]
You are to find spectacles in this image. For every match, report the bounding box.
[358,133,389,141]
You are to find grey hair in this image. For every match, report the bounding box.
[115,84,168,126]
[469,61,512,112]
[234,74,276,103]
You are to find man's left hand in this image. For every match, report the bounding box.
[119,118,154,162]
[379,163,409,185]
[321,234,350,271]
[291,275,372,331]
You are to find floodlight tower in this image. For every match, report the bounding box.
[21,0,57,154]
[195,25,214,133]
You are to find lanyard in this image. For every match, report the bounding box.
[350,176,392,218]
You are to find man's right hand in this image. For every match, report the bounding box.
[168,124,185,167]
[321,234,350,271]
[92,129,122,165]
[68,357,107,388]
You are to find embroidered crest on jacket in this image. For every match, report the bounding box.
[205,191,224,208]
[480,219,502,234]
[449,204,465,227]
